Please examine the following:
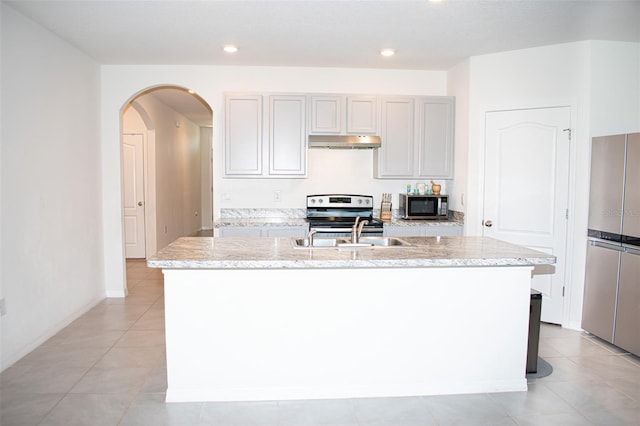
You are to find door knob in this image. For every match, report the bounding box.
[484,220,493,227]
[138,201,143,206]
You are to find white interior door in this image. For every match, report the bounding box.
[123,133,146,258]
[484,107,571,324]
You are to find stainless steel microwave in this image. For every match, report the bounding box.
[398,194,448,219]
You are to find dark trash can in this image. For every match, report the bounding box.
[527,290,542,373]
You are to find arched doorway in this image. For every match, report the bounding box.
[121,86,213,263]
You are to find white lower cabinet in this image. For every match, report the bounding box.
[384,224,462,237]
[219,226,307,238]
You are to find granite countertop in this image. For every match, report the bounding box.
[148,236,555,270]
[214,217,462,228]
[215,217,308,228]
[214,208,463,229]
[385,218,463,227]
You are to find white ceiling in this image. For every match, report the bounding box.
[6,0,640,126]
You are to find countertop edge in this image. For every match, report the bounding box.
[148,257,554,269]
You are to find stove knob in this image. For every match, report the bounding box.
[310,199,316,204]
[317,198,323,204]
[357,199,363,204]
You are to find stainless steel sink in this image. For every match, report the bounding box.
[291,237,350,248]
[357,237,411,247]
[291,236,410,249]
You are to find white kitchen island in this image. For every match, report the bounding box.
[148,236,555,403]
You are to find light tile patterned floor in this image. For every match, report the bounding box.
[1,260,639,425]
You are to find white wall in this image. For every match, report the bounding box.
[447,59,470,216]
[589,41,640,136]
[1,4,104,371]
[458,41,640,329]
[101,66,448,296]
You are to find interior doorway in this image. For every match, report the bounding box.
[121,86,213,261]
[122,132,146,258]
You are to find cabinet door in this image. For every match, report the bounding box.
[224,95,263,176]
[423,225,462,237]
[268,95,307,176]
[264,227,308,238]
[384,226,424,237]
[375,97,415,178]
[218,227,262,237]
[416,97,455,178]
[347,96,378,134]
[614,249,640,356]
[309,95,343,134]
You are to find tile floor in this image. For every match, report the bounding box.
[1,259,639,425]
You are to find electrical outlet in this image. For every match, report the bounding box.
[0,298,6,316]
[274,191,281,202]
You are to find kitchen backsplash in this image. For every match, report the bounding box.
[220,208,306,219]
[221,207,464,222]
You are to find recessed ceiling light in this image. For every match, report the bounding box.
[223,45,238,53]
[380,49,395,57]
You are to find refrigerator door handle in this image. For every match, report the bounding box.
[623,246,640,256]
[590,240,625,252]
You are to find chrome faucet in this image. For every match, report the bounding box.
[307,229,317,247]
[351,217,369,243]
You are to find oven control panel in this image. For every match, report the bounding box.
[306,194,373,208]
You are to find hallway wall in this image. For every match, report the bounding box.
[1,4,104,371]
[126,95,203,252]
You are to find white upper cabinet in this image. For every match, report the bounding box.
[375,95,455,179]
[224,93,307,178]
[416,97,455,179]
[309,95,378,135]
[224,94,263,176]
[309,95,342,133]
[268,95,307,176]
[226,92,453,180]
[346,96,378,134]
[375,97,415,177]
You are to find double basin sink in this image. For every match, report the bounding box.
[292,236,410,249]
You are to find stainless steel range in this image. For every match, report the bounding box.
[305,194,384,237]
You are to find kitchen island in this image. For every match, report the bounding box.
[148,236,555,403]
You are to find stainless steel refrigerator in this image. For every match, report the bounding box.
[583,132,640,356]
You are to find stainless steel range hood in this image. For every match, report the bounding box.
[308,135,381,149]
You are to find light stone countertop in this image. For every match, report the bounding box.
[385,218,463,227]
[215,217,308,228]
[213,208,463,228]
[148,236,555,269]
